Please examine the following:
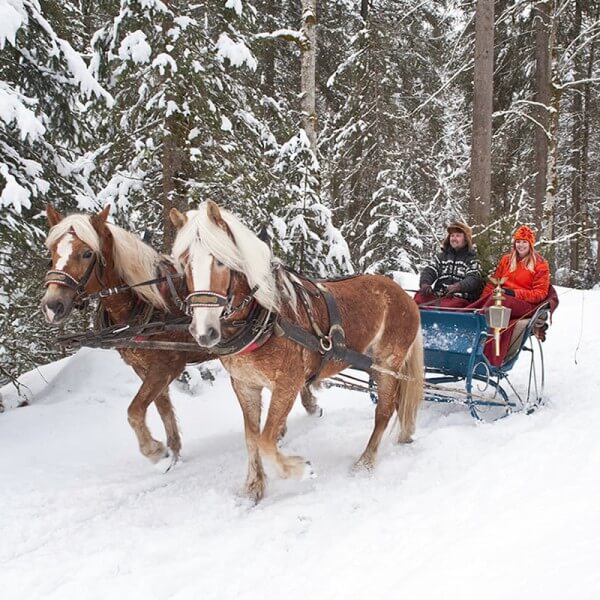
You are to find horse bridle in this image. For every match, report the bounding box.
[44,248,105,309]
[185,277,259,320]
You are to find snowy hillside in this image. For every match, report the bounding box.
[1,285,599,600]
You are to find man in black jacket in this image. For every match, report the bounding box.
[414,222,483,308]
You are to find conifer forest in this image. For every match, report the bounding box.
[1,0,599,389]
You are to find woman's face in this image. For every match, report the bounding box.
[515,239,530,257]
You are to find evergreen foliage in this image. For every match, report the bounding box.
[0,0,110,391]
[1,0,599,386]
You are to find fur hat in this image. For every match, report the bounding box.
[513,225,536,247]
[443,222,473,251]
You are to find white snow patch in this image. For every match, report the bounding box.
[0,85,45,141]
[0,164,31,212]
[216,33,257,70]
[0,0,25,49]
[1,288,600,599]
[220,115,232,131]
[225,0,243,15]
[118,30,152,64]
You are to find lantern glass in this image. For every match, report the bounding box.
[486,305,511,329]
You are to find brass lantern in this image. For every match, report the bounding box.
[485,277,512,356]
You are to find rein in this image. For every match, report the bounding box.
[44,254,187,312]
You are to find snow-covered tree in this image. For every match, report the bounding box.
[89,0,278,248]
[0,0,110,390]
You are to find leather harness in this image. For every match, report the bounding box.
[47,245,373,376]
[273,276,373,383]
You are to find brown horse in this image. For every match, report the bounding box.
[40,205,211,469]
[41,205,322,469]
[170,201,424,501]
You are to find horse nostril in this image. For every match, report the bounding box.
[54,301,65,317]
[195,327,220,348]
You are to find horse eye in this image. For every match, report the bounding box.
[214,258,224,267]
[82,250,93,259]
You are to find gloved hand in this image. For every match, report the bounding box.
[419,284,434,296]
[502,287,515,297]
[445,282,462,294]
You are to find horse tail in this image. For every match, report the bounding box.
[396,327,424,444]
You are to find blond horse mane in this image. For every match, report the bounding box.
[46,214,167,309]
[172,203,297,313]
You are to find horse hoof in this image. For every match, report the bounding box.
[397,435,414,445]
[306,405,323,417]
[241,482,266,504]
[352,457,374,473]
[154,449,179,473]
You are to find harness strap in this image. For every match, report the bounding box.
[210,302,275,356]
[306,283,350,384]
[273,317,373,373]
[164,269,187,313]
[84,271,185,302]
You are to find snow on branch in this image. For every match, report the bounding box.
[225,0,243,16]
[0,0,25,49]
[254,29,307,48]
[216,33,257,70]
[0,84,45,141]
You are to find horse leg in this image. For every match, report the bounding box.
[127,370,172,464]
[153,389,181,469]
[300,384,323,417]
[354,373,398,471]
[259,386,314,480]
[278,385,321,442]
[230,377,266,502]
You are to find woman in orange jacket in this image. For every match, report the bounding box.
[469,225,552,366]
[481,225,550,305]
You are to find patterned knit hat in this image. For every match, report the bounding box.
[513,225,536,247]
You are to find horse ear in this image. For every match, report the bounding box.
[206,200,230,233]
[97,204,111,222]
[257,226,271,249]
[47,204,63,227]
[170,208,187,230]
[90,208,113,263]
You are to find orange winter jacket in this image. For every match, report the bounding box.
[482,252,550,304]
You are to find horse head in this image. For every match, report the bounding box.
[170,201,278,348]
[41,204,111,324]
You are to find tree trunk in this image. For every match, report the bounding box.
[300,0,318,154]
[542,1,560,266]
[469,0,494,228]
[582,6,597,285]
[162,117,187,252]
[361,0,369,20]
[533,0,551,229]
[569,0,583,273]
[263,0,278,97]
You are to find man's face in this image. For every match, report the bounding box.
[449,231,466,249]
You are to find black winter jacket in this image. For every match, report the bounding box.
[419,246,483,302]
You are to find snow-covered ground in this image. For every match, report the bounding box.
[1,285,599,600]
